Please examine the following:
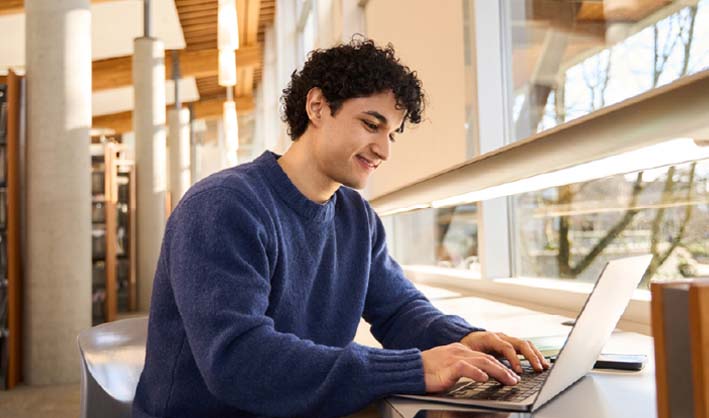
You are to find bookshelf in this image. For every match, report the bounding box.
[0,70,24,390]
[91,140,136,325]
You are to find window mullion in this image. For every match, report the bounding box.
[473,0,514,279]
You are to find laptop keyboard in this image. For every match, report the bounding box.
[444,362,550,402]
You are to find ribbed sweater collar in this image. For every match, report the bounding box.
[257,151,337,223]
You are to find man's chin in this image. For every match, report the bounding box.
[339,176,368,190]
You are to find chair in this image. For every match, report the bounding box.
[77,316,148,418]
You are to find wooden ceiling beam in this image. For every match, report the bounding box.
[0,0,22,16]
[179,15,218,26]
[175,3,217,13]
[92,95,255,134]
[245,0,261,46]
[177,9,217,20]
[182,26,222,36]
[177,0,212,5]
[191,95,254,119]
[183,33,220,44]
[182,42,218,51]
[92,45,261,91]
[236,67,255,97]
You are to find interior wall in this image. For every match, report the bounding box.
[364,0,468,199]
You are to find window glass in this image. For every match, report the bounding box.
[510,0,709,141]
[513,159,709,288]
[385,204,480,273]
[384,159,709,288]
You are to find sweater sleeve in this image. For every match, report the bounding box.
[362,205,485,351]
[164,188,425,418]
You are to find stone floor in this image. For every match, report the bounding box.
[0,383,80,418]
[0,383,382,418]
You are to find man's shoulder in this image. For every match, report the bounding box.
[175,162,272,218]
[188,163,265,199]
[336,186,376,221]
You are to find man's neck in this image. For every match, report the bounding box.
[277,135,340,204]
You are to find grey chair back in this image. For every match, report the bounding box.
[77,316,148,418]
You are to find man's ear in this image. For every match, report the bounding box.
[305,87,326,127]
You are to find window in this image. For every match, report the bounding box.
[384,158,709,288]
[387,205,479,273]
[513,159,709,288]
[379,0,709,291]
[510,0,709,141]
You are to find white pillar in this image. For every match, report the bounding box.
[474,0,513,279]
[189,118,200,184]
[167,107,191,209]
[24,0,92,384]
[133,37,167,311]
[222,100,239,167]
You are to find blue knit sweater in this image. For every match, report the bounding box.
[132,151,480,418]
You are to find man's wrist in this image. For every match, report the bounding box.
[460,329,486,344]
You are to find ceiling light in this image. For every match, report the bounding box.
[218,49,237,87]
[218,0,240,50]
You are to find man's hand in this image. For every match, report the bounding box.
[420,343,521,393]
[460,331,551,375]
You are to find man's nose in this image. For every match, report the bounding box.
[371,134,390,162]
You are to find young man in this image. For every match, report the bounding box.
[133,39,549,418]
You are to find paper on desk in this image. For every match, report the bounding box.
[527,335,568,357]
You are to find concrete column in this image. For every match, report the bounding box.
[24,0,92,384]
[189,112,199,184]
[167,107,191,210]
[133,37,167,311]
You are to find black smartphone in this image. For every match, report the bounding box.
[547,353,647,371]
[594,353,647,370]
[413,410,513,418]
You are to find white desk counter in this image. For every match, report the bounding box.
[369,284,657,418]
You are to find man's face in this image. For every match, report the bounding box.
[312,90,405,190]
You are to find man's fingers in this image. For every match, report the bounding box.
[515,340,544,371]
[495,334,550,373]
[495,340,523,374]
[529,341,551,369]
[453,360,489,383]
[470,356,519,386]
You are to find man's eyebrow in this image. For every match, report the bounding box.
[362,110,406,134]
[361,111,389,126]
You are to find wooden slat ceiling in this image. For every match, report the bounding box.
[91,46,261,91]
[0,1,275,132]
[92,95,255,134]
[175,0,275,102]
[0,0,22,16]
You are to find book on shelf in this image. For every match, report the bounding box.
[0,84,6,143]
[651,279,709,418]
[0,82,7,389]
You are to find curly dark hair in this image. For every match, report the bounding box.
[280,37,425,140]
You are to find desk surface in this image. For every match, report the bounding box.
[374,285,656,418]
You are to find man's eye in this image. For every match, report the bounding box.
[363,121,378,131]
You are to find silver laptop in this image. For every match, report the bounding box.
[398,254,652,412]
